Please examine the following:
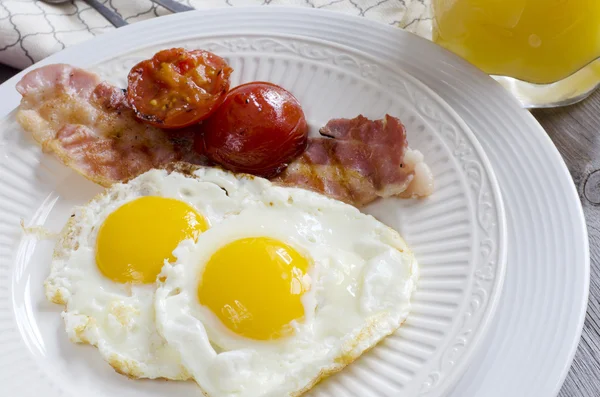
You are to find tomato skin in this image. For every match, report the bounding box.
[127,48,232,129]
[197,82,309,177]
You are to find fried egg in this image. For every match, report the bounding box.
[45,165,262,379]
[155,181,418,396]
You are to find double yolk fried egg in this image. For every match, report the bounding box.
[45,165,418,396]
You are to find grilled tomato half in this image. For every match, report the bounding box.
[197,82,308,177]
[127,48,232,129]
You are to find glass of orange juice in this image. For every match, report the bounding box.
[432,0,600,107]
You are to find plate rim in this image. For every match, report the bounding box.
[0,6,588,397]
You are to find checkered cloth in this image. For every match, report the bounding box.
[0,0,432,69]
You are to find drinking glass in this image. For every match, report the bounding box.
[432,0,600,108]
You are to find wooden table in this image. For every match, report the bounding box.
[1,63,597,396]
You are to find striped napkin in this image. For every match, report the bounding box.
[0,0,432,69]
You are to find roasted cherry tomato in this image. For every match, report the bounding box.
[127,48,232,129]
[197,82,309,177]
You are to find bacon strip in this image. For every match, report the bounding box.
[16,64,205,187]
[16,65,432,207]
[274,115,433,207]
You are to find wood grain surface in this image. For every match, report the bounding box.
[1,63,597,396]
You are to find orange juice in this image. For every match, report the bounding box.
[433,0,600,84]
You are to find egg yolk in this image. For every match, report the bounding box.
[96,196,208,284]
[198,237,310,340]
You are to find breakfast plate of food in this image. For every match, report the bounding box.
[0,7,587,397]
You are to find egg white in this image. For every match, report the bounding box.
[45,165,265,379]
[155,180,418,396]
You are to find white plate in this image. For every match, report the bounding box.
[0,31,505,397]
[0,6,586,397]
